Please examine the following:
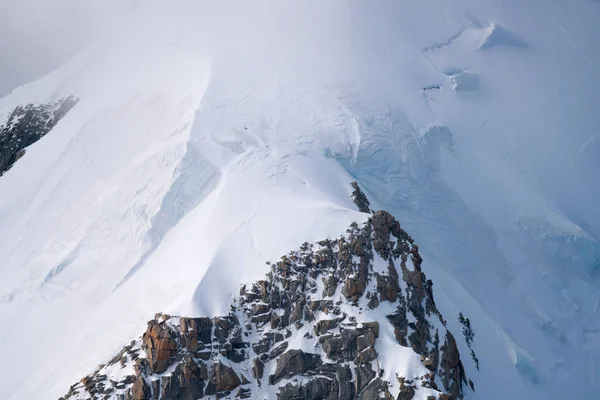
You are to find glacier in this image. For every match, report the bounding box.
[0,0,599,399]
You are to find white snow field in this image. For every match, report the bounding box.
[0,1,599,399]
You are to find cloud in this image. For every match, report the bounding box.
[0,0,140,96]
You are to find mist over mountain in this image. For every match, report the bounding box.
[0,1,599,399]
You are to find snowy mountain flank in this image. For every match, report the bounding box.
[61,202,474,400]
[0,1,599,400]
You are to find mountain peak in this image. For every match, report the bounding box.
[61,185,473,400]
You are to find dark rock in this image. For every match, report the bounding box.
[401,258,423,290]
[359,321,380,338]
[397,377,416,400]
[142,321,177,374]
[355,347,377,364]
[269,350,322,384]
[376,263,401,303]
[290,302,304,324]
[303,377,333,399]
[270,313,281,329]
[269,341,289,360]
[252,337,271,355]
[308,300,321,311]
[398,385,416,400]
[180,317,213,351]
[319,335,344,360]
[212,362,241,392]
[252,358,264,380]
[340,328,359,360]
[274,332,285,343]
[387,306,409,347]
[276,364,355,400]
[440,332,467,400]
[358,378,393,400]
[0,96,78,176]
[318,300,334,313]
[277,381,307,400]
[240,374,250,385]
[368,294,380,309]
[322,275,338,297]
[355,365,376,394]
[314,318,340,336]
[357,331,376,351]
[252,303,270,315]
[351,181,371,214]
[151,380,159,397]
[251,311,272,324]
[342,276,367,301]
[131,376,151,400]
[408,319,430,355]
[214,317,235,344]
[159,361,205,400]
[319,328,358,362]
[226,347,247,363]
[321,363,355,400]
[236,387,253,399]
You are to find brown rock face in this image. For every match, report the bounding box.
[131,376,151,400]
[269,349,322,384]
[397,383,416,400]
[213,362,241,392]
[341,276,367,301]
[358,378,394,400]
[322,275,339,297]
[355,347,377,364]
[314,318,341,336]
[440,332,467,400]
[357,331,376,352]
[376,264,400,302]
[142,320,177,374]
[400,257,423,290]
[360,321,380,338]
[180,317,212,353]
[252,358,265,380]
[351,181,372,214]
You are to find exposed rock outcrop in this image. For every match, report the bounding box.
[132,376,151,400]
[61,183,471,400]
[269,349,322,384]
[142,320,178,374]
[0,96,79,175]
[209,362,241,393]
[351,181,372,213]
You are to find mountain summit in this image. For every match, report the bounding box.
[61,194,474,400]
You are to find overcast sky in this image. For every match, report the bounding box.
[0,0,140,96]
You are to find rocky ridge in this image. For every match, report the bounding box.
[61,184,472,400]
[0,96,79,175]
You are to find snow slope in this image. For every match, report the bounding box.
[0,0,599,399]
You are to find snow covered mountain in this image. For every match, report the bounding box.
[0,1,599,399]
[60,205,475,400]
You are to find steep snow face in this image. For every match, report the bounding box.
[0,0,599,399]
[62,212,470,400]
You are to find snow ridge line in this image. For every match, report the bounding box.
[61,184,473,400]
